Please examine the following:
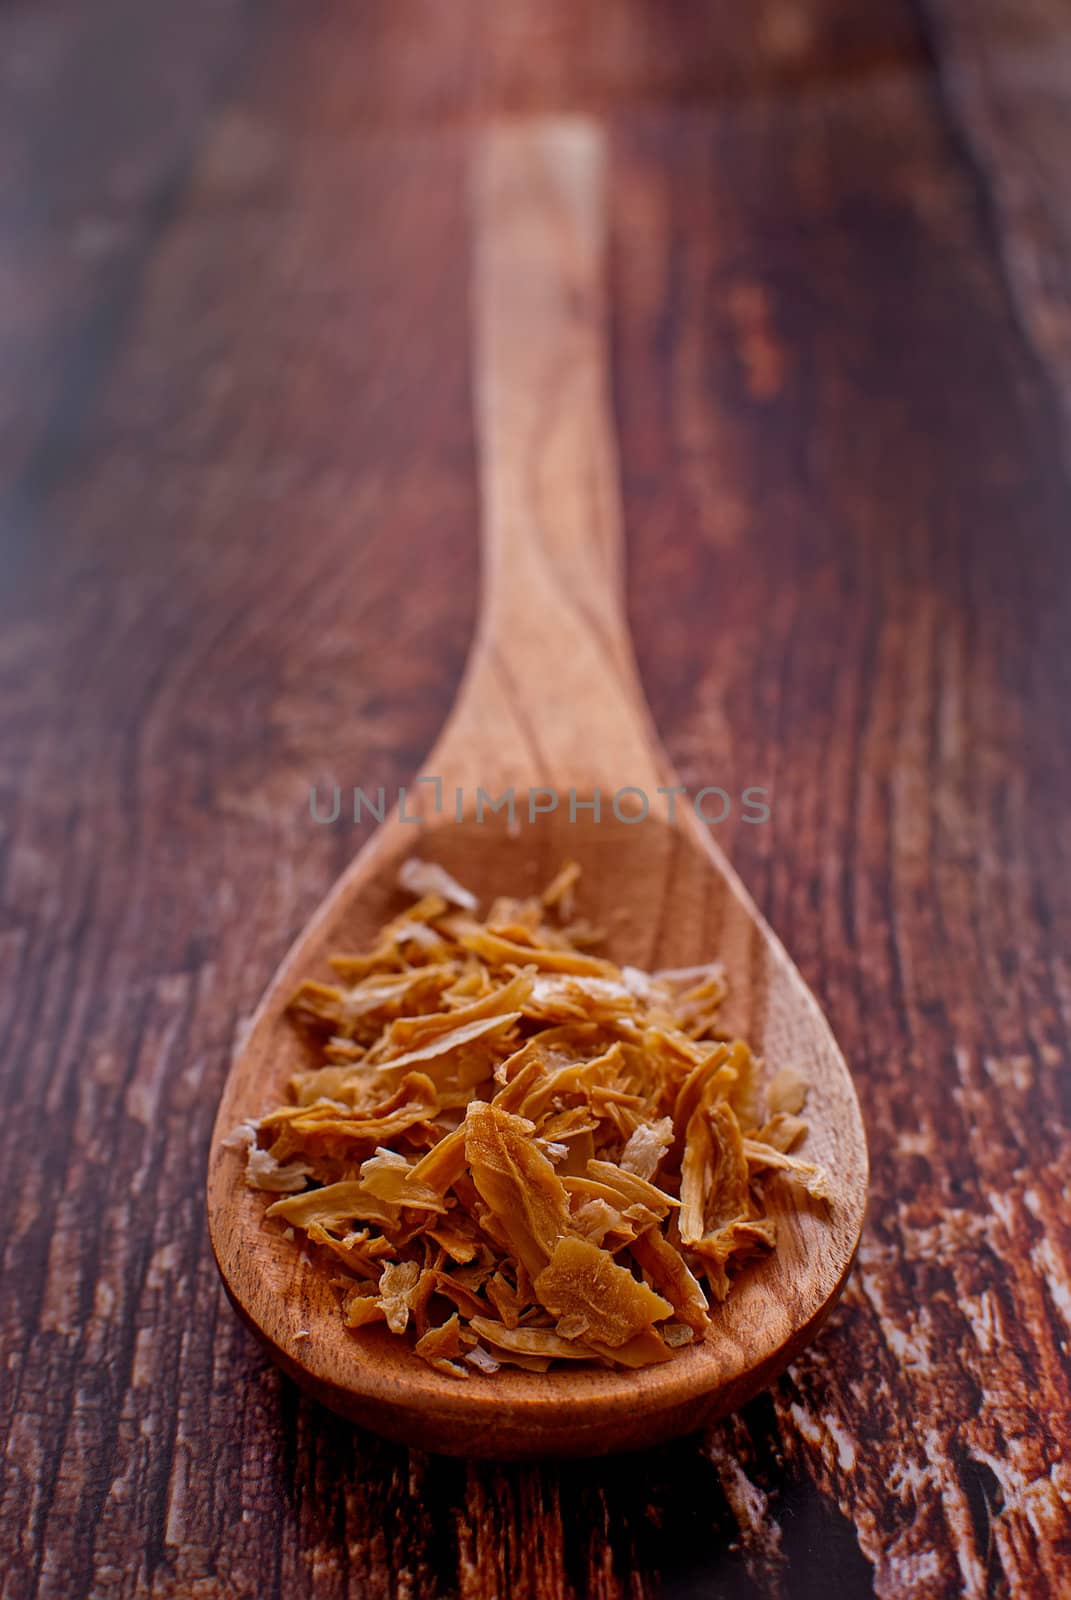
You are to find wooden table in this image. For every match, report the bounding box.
[2,2,1069,1596]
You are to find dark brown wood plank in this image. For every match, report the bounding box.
[616,59,1071,1595]
[0,0,265,514]
[2,0,1071,1596]
[243,0,927,129]
[918,0,1071,454]
[0,11,480,1596]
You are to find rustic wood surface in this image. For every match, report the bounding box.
[1,0,1069,1595]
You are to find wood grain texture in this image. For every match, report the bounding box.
[918,0,1071,459]
[1,0,1070,1593]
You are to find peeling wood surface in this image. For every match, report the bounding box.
[1,1,1070,1597]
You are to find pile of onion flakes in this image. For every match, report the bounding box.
[228,859,831,1376]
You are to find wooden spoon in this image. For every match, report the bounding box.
[207,118,867,1460]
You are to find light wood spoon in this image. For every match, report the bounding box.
[207,117,867,1460]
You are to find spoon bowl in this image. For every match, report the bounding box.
[209,809,865,1458]
[207,119,867,1458]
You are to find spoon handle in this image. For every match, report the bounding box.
[430,119,665,802]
